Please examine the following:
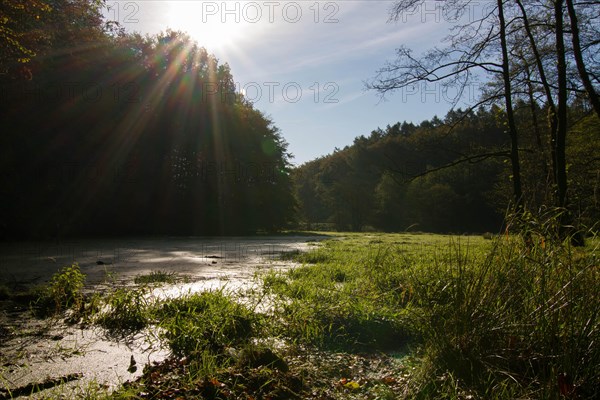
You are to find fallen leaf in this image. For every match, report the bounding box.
[344,380,360,390]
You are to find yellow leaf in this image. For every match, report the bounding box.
[344,381,360,390]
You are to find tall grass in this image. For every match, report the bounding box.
[262,230,599,398]
[407,237,598,398]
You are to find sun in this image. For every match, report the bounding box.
[167,1,248,52]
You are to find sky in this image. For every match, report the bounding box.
[104,1,484,165]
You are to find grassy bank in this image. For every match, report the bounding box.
[1,232,598,399]
[261,232,599,398]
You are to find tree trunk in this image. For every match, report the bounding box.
[566,0,600,120]
[515,0,559,185]
[555,0,568,210]
[555,0,584,245]
[498,0,524,211]
[523,55,552,205]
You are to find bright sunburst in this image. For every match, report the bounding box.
[167,1,248,51]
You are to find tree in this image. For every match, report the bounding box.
[292,111,507,233]
[367,1,524,211]
[369,0,598,241]
[565,0,600,120]
[293,158,329,230]
[1,21,296,237]
[512,0,595,243]
[0,0,50,78]
[497,0,523,210]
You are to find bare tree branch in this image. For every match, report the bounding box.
[386,151,511,184]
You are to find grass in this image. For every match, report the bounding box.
[4,229,598,399]
[262,233,488,351]
[26,263,87,318]
[154,290,257,358]
[259,230,599,398]
[95,287,152,335]
[133,270,179,285]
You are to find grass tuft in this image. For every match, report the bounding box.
[154,290,258,358]
[133,270,179,285]
[32,263,86,317]
[96,287,151,335]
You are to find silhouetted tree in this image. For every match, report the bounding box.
[1,14,296,238]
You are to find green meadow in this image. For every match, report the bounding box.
[3,231,597,399]
[259,232,599,398]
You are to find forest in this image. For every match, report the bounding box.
[294,0,600,238]
[294,105,600,233]
[2,0,599,240]
[0,0,295,238]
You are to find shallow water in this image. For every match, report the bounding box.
[0,236,322,285]
[0,236,324,398]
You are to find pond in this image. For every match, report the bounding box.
[0,235,325,398]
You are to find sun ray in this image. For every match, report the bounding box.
[167,1,247,52]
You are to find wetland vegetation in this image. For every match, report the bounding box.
[1,228,597,399]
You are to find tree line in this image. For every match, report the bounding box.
[293,105,599,233]
[0,0,295,238]
[2,0,598,238]
[294,0,599,237]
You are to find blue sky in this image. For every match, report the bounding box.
[105,1,479,165]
